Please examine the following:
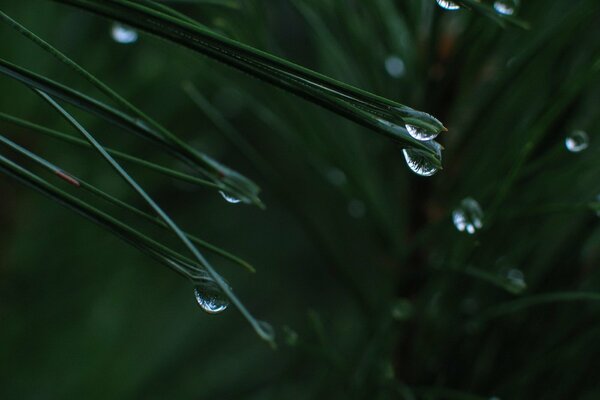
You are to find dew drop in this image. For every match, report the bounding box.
[594,193,600,217]
[111,23,138,44]
[385,55,406,78]
[504,268,527,294]
[219,190,242,204]
[256,320,276,342]
[452,197,484,234]
[565,130,589,153]
[326,167,347,186]
[194,285,229,314]
[405,124,440,141]
[436,0,460,11]
[493,0,518,15]
[402,142,442,177]
[348,199,366,218]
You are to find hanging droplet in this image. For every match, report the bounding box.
[436,0,461,11]
[347,199,366,218]
[565,130,589,153]
[405,124,440,141]
[219,190,241,204]
[402,142,442,177]
[256,320,276,342]
[193,285,229,314]
[452,197,484,234]
[493,0,518,15]
[385,55,406,78]
[504,268,527,294]
[111,23,138,44]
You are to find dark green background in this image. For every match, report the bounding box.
[0,0,599,398]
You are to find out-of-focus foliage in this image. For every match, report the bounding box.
[0,0,599,399]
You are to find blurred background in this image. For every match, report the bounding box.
[0,0,599,398]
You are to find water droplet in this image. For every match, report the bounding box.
[565,130,589,152]
[405,124,440,141]
[385,55,406,78]
[111,23,138,44]
[348,199,366,218]
[452,197,484,234]
[436,0,460,10]
[504,268,527,294]
[402,142,442,177]
[194,285,229,314]
[219,190,242,204]
[256,320,276,342]
[326,168,347,186]
[493,0,518,15]
[391,298,414,321]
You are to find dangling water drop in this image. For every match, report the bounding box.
[256,320,276,342]
[436,0,460,10]
[452,197,484,234]
[504,268,527,294]
[385,55,406,78]
[405,124,440,141]
[219,190,241,204]
[493,0,518,15]
[347,199,366,218]
[193,285,229,314]
[402,142,442,177]
[111,23,138,44]
[565,130,589,152]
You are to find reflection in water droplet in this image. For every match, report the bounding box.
[348,199,366,218]
[219,190,242,204]
[493,0,518,15]
[194,285,229,314]
[565,130,589,152]
[436,0,460,10]
[505,268,527,294]
[402,142,442,177]
[452,197,484,234]
[385,55,406,78]
[405,124,439,141]
[111,23,138,44]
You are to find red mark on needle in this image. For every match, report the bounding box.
[55,170,80,187]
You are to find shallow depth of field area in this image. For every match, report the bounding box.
[0,1,599,399]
